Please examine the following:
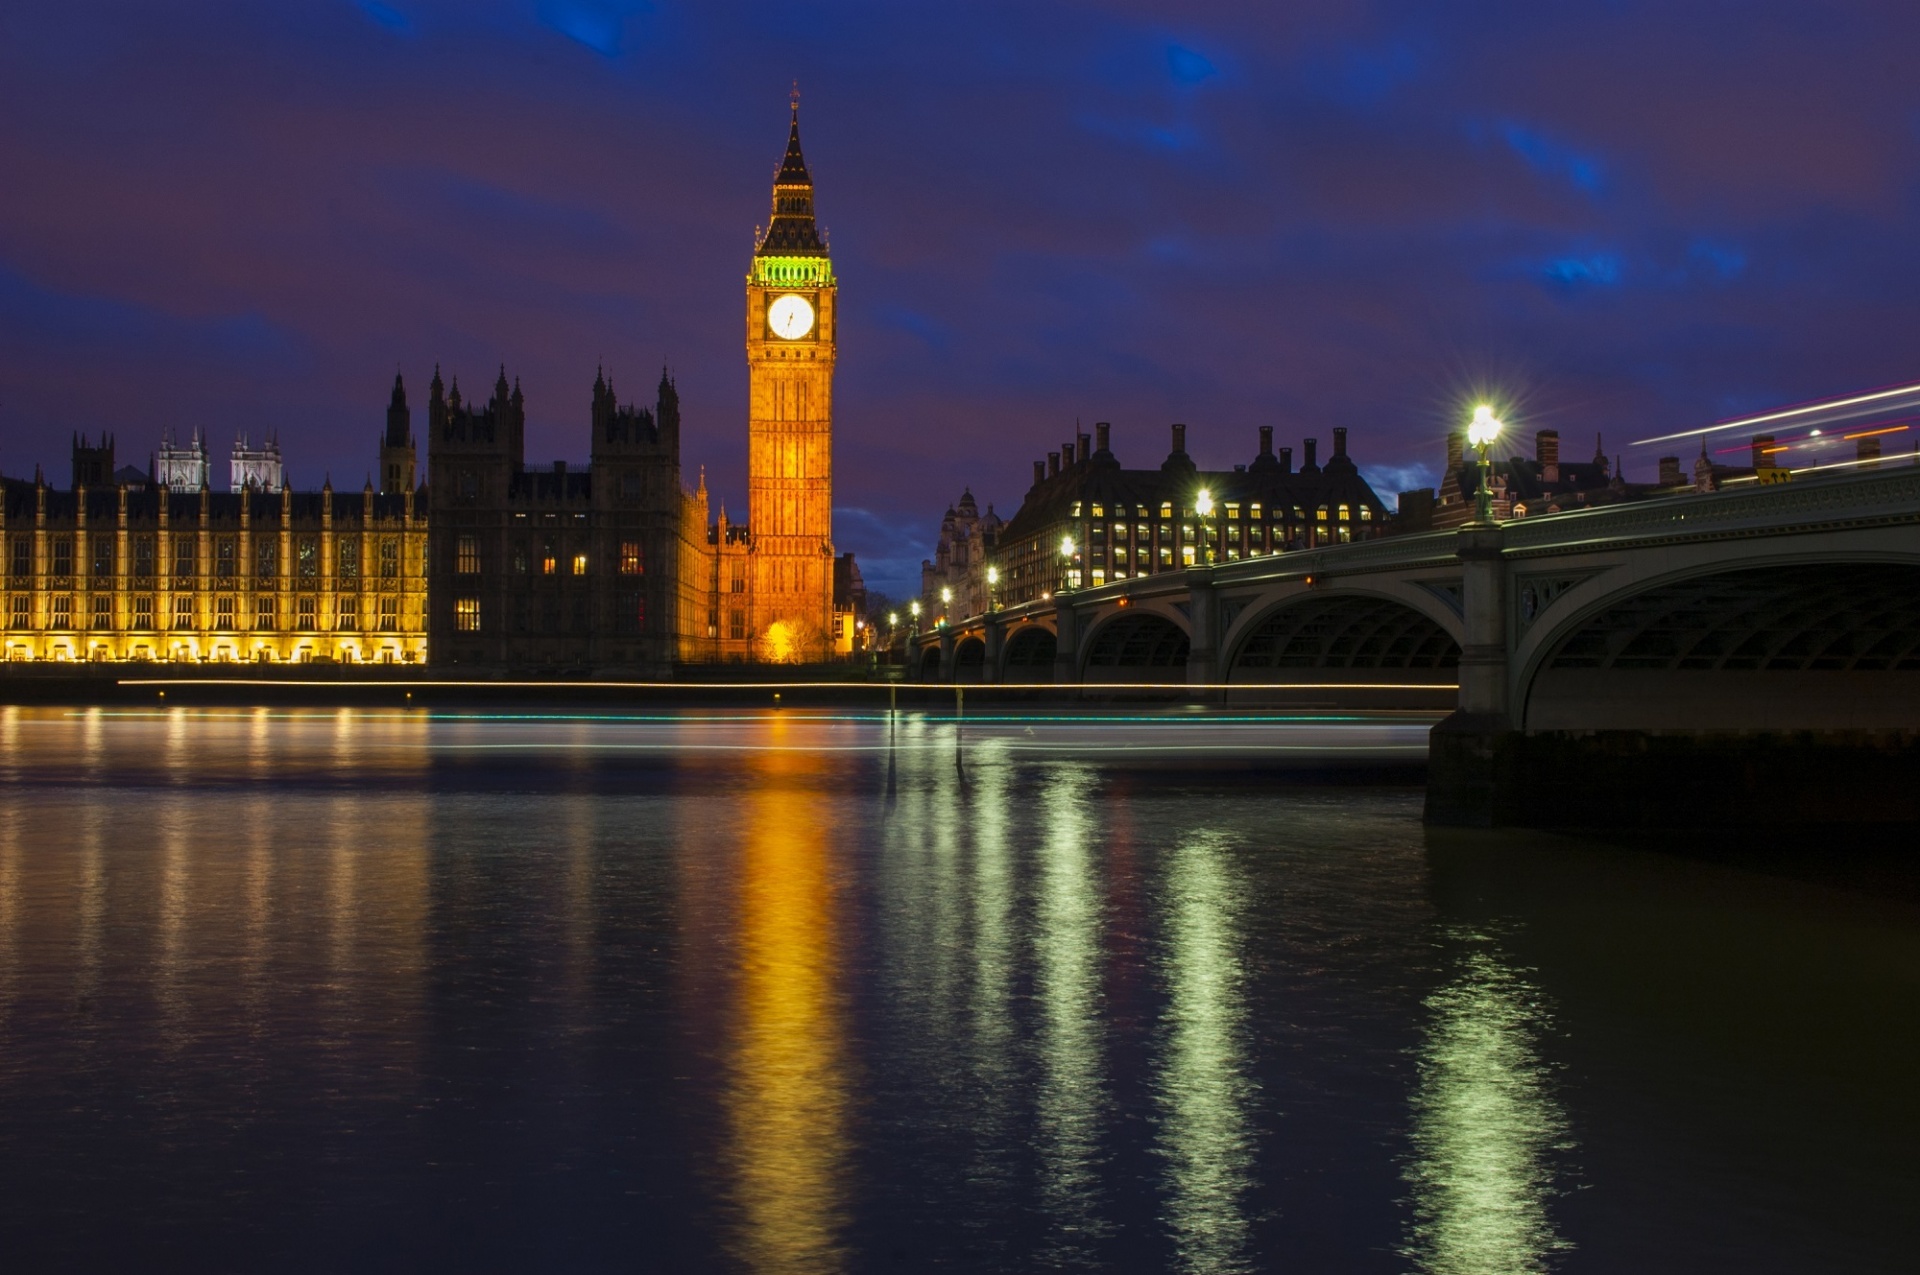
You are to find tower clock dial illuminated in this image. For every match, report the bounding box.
[767,293,815,340]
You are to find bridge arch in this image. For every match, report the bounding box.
[917,644,942,681]
[1000,624,1057,682]
[1080,610,1191,682]
[1520,558,1920,730]
[952,635,986,681]
[1228,592,1461,676]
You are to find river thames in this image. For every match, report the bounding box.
[0,705,1914,1272]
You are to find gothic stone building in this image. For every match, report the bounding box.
[1,431,427,663]
[425,365,706,671]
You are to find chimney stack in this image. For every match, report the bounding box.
[1062,441,1076,467]
[1446,430,1465,473]
[1095,422,1111,453]
[1258,425,1274,456]
[1048,451,1060,477]
[1303,438,1319,472]
[1658,455,1682,486]
[1858,435,1883,470]
[1536,429,1560,484]
[1034,460,1046,486]
[1171,423,1187,454]
[1332,426,1348,459]
[1752,434,1776,469]
[1279,446,1293,475]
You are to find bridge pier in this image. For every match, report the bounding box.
[1428,524,1513,826]
[983,613,1004,684]
[1053,598,1081,686]
[1185,570,1221,697]
[937,626,955,682]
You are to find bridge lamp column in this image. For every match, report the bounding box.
[940,586,953,625]
[1060,535,1078,593]
[986,565,999,612]
[1468,405,1504,523]
[1195,488,1216,565]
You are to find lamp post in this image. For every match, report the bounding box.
[1468,404,1504,523]
[1060,534,1077,593]
[986,564,999,612]
[1195,488,1216,565]
[888,611,899,662]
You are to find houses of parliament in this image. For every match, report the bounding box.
[0,101,854,668]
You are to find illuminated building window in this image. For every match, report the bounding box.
[1091,503,1104,518]
[52,537,73,582]
[173,596,193,630]
[1091,569,1106,586]
[12,539,31,579]
[297,597,317,632]
[338,538,359,580]
[1339,527,1352,543]
[456,535,479,575]
[1182,545,1196,566]
[215,596,235,631]
[93,543,115,581]
[133,596,153,630]
[1159,547,1172,565]
[455,598,480,632]
[1225,503,1240,518]
[620,540,643,575]
[1071,502,1082,517]
[1317,506,1329,521]
[380,538,399,579]
[572,553,589,576]
[541,540,557,575]
[216,537,236,579]
[52,596,73,629]
[297,537,318,578]
[1360,505,1372,520]
[1160,502,1173,517]
[379,597,397,632]
[338,596,358,631]
[12,595,32,629]
[1338,503,1350,520]
[92,595,112,630]
[255,597,275,630]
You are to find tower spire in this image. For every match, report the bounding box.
[758,90,823,256]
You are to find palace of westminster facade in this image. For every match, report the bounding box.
[0,103,852,668]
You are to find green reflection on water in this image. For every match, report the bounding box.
[1403,927,1571,1275]
[1035,765,1108,1262]
[1154,831,1256,1275]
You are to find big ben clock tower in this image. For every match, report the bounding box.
[745,93,836,661]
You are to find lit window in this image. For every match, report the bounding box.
[255,596,275,630]
[456,535,479,575]
[572,553,589,576]
[173,596,193,629]
[455,597,480,632]
[133,596,153,630]
[1249,503,1262,518]
[1360,505,1372,521]
[297,537,318,578]
[379,597,398,632]
[10,595,29,629]
[1338,503,1350,520]
[1091,503,1104,518]
[215,596,234,631]
[620,540,643,575]
[53,595,74,628]
[297,597,317,631]
[339,538,360,579]
[380,538,399,579]
[338,596,358,631]
[541,541,557,575]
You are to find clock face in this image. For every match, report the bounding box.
[767,293,815,341]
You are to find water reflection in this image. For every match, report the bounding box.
[1154,832,1256,1274]
[1035,764,1108,1263]
[1403,926,1571,1274]
[721,722,852,1274]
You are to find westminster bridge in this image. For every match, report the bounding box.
[914,465,1920,827]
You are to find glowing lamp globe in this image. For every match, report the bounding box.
[1468,405,1503,448]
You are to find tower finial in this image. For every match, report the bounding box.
[791,80,800,114]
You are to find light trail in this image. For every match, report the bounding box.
[1629,378,1920,448]
[115,678,1460,692]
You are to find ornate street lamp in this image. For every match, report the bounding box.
[1195,488,1216,565]
[1468,404,1504,523]
[939,585,953,625]
[986,564,999,612]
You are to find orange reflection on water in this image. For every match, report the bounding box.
[721,718,852,1275]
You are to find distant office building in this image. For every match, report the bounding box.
[991,422,1391,609]
[1,431,427,663]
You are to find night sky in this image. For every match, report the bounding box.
[4,3,1918,597]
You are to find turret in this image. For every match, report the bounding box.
[380,371,417,494]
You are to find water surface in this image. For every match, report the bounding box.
[0,706,1914,1272]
